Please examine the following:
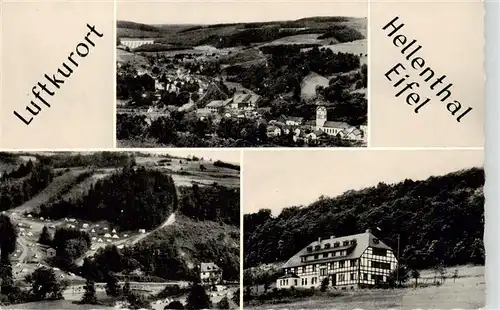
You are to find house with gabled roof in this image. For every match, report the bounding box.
[200,262,222,284]
[276,229,398,290]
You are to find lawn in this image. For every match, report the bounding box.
[244,265,484,309]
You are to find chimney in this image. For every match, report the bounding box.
[330,235,335,239]
[365,229,371,234]
[318,237,321,243]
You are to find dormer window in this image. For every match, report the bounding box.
[325,243,331,249]
[315,245,321,251]
[373,238,379,244]
[350,239,357,245]
[307,246,313,252]
[343,241,349,246]
[334,242,340,248]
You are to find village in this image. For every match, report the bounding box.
[116,18,368,147]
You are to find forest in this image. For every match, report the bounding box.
[34,166,178,231]
[178,183,240,226]
[244,168,485,270]
[0,160,55,211]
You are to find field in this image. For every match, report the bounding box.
[245,265,485,310]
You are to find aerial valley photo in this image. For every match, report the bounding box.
[116,1,368,148]
[243,149,485,309]
[0,150,241,310]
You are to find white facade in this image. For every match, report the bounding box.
[277,231,398,290]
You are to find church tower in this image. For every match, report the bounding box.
[316,106,327,129]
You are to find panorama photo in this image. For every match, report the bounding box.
[243,149,485,309]
[0,150,241,310]
[116,1,368,148]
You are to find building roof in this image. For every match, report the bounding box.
[286,116,304,123]
[323,121,351,129]
[201,262,221,273]
[282,230,392,269]
[206,100,228,108]
[278,272,300,279]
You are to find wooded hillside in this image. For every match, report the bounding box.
[244,168,485,270]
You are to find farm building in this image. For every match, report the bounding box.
[276,229,398,290]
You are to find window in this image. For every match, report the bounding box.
[339,261,345,268]
[302,267,306,273]
[334,242,340,248]
[371,261,391,269]
[305,278,308,285]
[301,278,304,285]
[338,274,345,282]
[372,248,387,256]
[294,279,298,286]
[350,239,357,245]
[307,246,313,252]
[320,269,327,276]
[333,251,337,257]
[315,245,321,251]
[363,273,368,280]
[312,277,317,284]
[343,241,349,246]
[301,257,305,262]
[312,265,316,272]
[314,254,319,260]
[323,253,328,258]
[350,259,357,267]
[325,243,331,249]
[350,273,355,280]
[329,263,334,270]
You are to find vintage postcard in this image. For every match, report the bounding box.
[0,150,240,309]
[243,149,485,309]
[116,1,368,148]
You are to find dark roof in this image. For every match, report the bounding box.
[282,231,392,269]
[278,273,300,279]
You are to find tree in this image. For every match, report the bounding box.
[185,283,212,310]
[411,269,420,288]
[0,259,14,294]
[105,273,120,297]
[122,280,131,297]
[80,278,98,304]
[38,226,52,246]
[217,296,230,309]
[452,269,459,283]
[25,267,65,301]
[165,301,185,309]
[0,215,17,261]
[263,282,270,293]
[126,291,150,309]
[320,277,329,292]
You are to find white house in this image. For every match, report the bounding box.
[276,230,398,290]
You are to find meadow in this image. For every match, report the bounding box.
[244,265,484,310]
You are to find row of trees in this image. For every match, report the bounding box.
[244,167,485,270]
[34,166,178,231]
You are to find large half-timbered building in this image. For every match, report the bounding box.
[276,229,398,289]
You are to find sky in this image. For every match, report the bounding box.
[243,149,483,215]
[117,1,367,25]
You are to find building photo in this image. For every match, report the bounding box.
[243,149,485,309]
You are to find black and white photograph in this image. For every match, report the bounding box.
[0,150,240,309]
[243,149,485,309]
[116,1,368,148]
